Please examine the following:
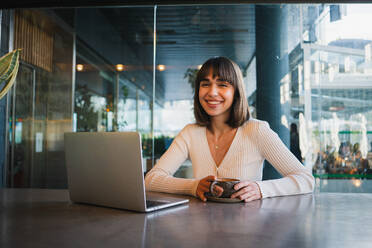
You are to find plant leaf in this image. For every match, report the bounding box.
[0,49,21,82]
[0,52,13,76]
[0,49,21,100]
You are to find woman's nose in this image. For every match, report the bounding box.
[208,85,218,96]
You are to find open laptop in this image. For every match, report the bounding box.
[64,132,189,212]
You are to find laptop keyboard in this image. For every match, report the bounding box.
[146,200,169,208]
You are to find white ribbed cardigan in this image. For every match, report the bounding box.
[144,119,314,199]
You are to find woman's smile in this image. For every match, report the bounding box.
[205,99,224,108]
[198,72,235,119]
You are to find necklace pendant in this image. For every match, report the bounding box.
[215,145,219,149]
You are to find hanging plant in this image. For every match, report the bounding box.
[0,49,22,100]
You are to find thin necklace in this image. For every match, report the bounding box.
[212,129,236,150]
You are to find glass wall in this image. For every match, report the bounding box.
[155,5,256,177]
[2,3,372,192]
[7,9,73,188]
[5,7,155,188]
[74,7,155,171]
[287,4,372,192]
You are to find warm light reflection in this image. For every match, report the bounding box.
[116,64,125,71]
[352,179,362,187]
[157,64,166,71]
[76,64,84,71]
[197,64,202,70]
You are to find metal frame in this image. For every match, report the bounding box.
[71,10,77,132]
[2,1,372,9]
[0,9,4,187]
[31,64,36,187]
[8,9,15,188]
[303,43,365,57]
[151,5,157,169]
[8,61,37,188]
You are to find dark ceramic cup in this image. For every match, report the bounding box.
[209,178,240,198]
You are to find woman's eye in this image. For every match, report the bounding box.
[200,82,209,87]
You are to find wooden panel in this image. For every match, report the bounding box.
[14,10,54,72]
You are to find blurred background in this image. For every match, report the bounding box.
[1,3,372,193]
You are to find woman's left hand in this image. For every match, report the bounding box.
[231,181,262,202]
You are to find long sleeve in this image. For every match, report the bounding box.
[144,125,199,196]
[254,122,315,198]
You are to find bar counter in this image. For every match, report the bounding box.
[1,189,372,247]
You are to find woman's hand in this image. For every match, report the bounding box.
[231,181,262,202]
[196,175,223,202]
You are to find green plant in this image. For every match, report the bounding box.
[184,68,198,93]
[0,49,22,100]
[141,135,171,158]
[75,85,99,132]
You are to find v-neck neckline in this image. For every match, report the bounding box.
[204,126,240,168]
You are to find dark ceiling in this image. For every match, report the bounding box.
[97,5,256,101]
[155,5,255,100]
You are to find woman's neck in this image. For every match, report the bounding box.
[208,118,234,138]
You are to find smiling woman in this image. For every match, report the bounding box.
[145,56,314,203]
[194,57,249,128]
[198,69,235,121]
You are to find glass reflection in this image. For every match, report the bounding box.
[4,3,372,192]
[287,4,372,192]
[155,5,256,177]
[9,9,73,188]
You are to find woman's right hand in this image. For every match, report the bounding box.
[196,175,223,202]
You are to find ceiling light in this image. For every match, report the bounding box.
[157,64,166,71]
[76,64,84,72]
[116,64,125,72]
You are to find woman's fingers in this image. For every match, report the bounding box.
[198,179,262,202]
[199,180,212,188]
[197,191,207,202]
[231,181,262,201]
[234,181,250,191]
[212,185,224,197]
[198,184,209,193]
[231,185,251,198]
[203,175,217,182]
[244,195,260,202]
[237,191,253,200]
[196,175,217,202]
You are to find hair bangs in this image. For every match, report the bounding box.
[196,57,238,88]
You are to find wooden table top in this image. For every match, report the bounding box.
[1,189,371,248]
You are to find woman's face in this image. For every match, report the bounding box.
[198,71,235,120]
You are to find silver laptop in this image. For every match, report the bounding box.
[64,132,189,212]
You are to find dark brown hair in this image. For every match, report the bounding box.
[193,57,250,128]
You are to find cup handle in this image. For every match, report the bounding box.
[209,181,217,196]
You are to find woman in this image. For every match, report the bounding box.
[145,57,314,202]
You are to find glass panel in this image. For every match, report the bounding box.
[290,4,372,192]
[5,3,372,192]
[0,9,11,187]
[155,5,256,177]
[11,9,74,188]
[11,64,33,187]
[75,7,154,171]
